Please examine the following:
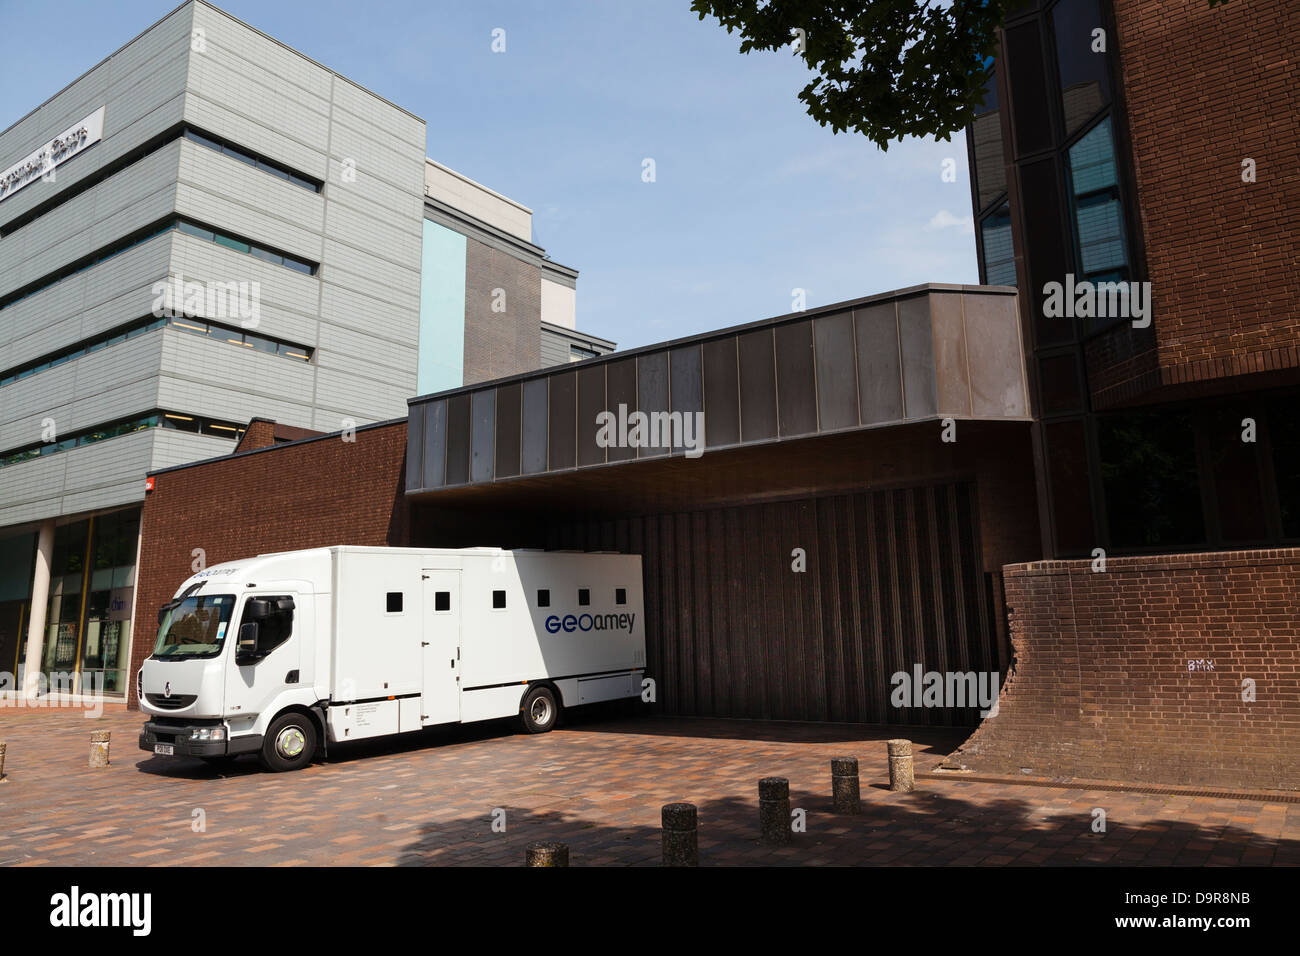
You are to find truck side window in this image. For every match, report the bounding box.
[386,591,403,613]
[492,590,506,609]
[536,589,550,607]
[615,588,627,605]
[434,591,451,612]
[247,595,293,654]
[578,588,590,607]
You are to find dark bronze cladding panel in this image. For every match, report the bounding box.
[737,328,778,442]
[576,363,607,467]
[814,311,859,432]
[521,378,548,475]
[445,394,472,486]
[470,390,496,483]
[495,382,521,478]
[701,337,740,448]
[897,295,939,419]
[606,357,638,463]
[547,371,577,471]
[669,345,703,454]
[405,401,426,492]
[421,398,447,488]
[637,351,668,459]
[545,480,995,727]
[774,321,818,437]
[855,302,904,424]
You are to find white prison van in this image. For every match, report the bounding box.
[138,546,646,771]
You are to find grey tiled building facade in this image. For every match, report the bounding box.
[0,1,612,697]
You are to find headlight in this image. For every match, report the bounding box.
[188,727,226,742]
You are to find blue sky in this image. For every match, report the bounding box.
[0,0,979,350]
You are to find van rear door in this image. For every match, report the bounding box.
[421,570,461,726]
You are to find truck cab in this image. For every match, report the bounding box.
[138,553,326,771]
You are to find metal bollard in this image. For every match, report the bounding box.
[758,777,792,844]
[0,741,7,780]
[887,739,914,792]
[89,730,111,769]
[831,757,861,814]
[661,802,699,866]
[525,841,569,867]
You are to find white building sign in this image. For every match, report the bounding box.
[0,106,105,203]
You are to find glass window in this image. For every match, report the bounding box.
[249,245,282,266]
[222,144,257,167]
[1269,397,1300,539]
[536,588,550,607]
[177,220,215,243]
[1099,408,1205,550]
[1053,0,1111,137]
[492,590,506,609]
[288,173,318,192]
[213,233,251,255]
[615,587,627,606]
[153,593,235,659]
[1067,117,1130,301]
[282,256,314,275]
[980,202,1017,286]
[1205,405,1268,542]
[578,588,590,607]
[971,63,1007,212]
[185,130,224,152]
[386,592,403,613]
[434,591,451,612]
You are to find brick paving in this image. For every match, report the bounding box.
[2,704,1299,866]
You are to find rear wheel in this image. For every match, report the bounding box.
[258,712,317,772]
[520,686,558,734]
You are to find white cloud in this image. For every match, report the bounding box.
[926,209,974,233]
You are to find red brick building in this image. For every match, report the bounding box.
[128,0,1297,792]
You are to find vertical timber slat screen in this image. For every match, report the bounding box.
[546,480,996,727]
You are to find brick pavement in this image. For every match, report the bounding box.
[2,704,1298,866]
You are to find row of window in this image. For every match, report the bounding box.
[0,217,318,311]
[972,0,1131,330]
[0,123,322,240]
[385,587,631,614]
[0,315,312,389]
[182,129,320,192]
[0,410,244,469]
[174,219,316,275]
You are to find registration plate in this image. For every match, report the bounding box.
[154,743,174,756]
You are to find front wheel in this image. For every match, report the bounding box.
[258,712,318,772]
[520,686,558,734]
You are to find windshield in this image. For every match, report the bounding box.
[152,594,236,659]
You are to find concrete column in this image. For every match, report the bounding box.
[21,519,55,702]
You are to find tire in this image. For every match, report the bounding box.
[258,711,318,772]
[520,686,558,734]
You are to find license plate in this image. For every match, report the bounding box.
[154,743,174,756]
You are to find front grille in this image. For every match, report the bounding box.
[145,693,197,710]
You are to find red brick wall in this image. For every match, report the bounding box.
[946,549,1300,790]
[130,421,410,706]
[1112,0,1300,386]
